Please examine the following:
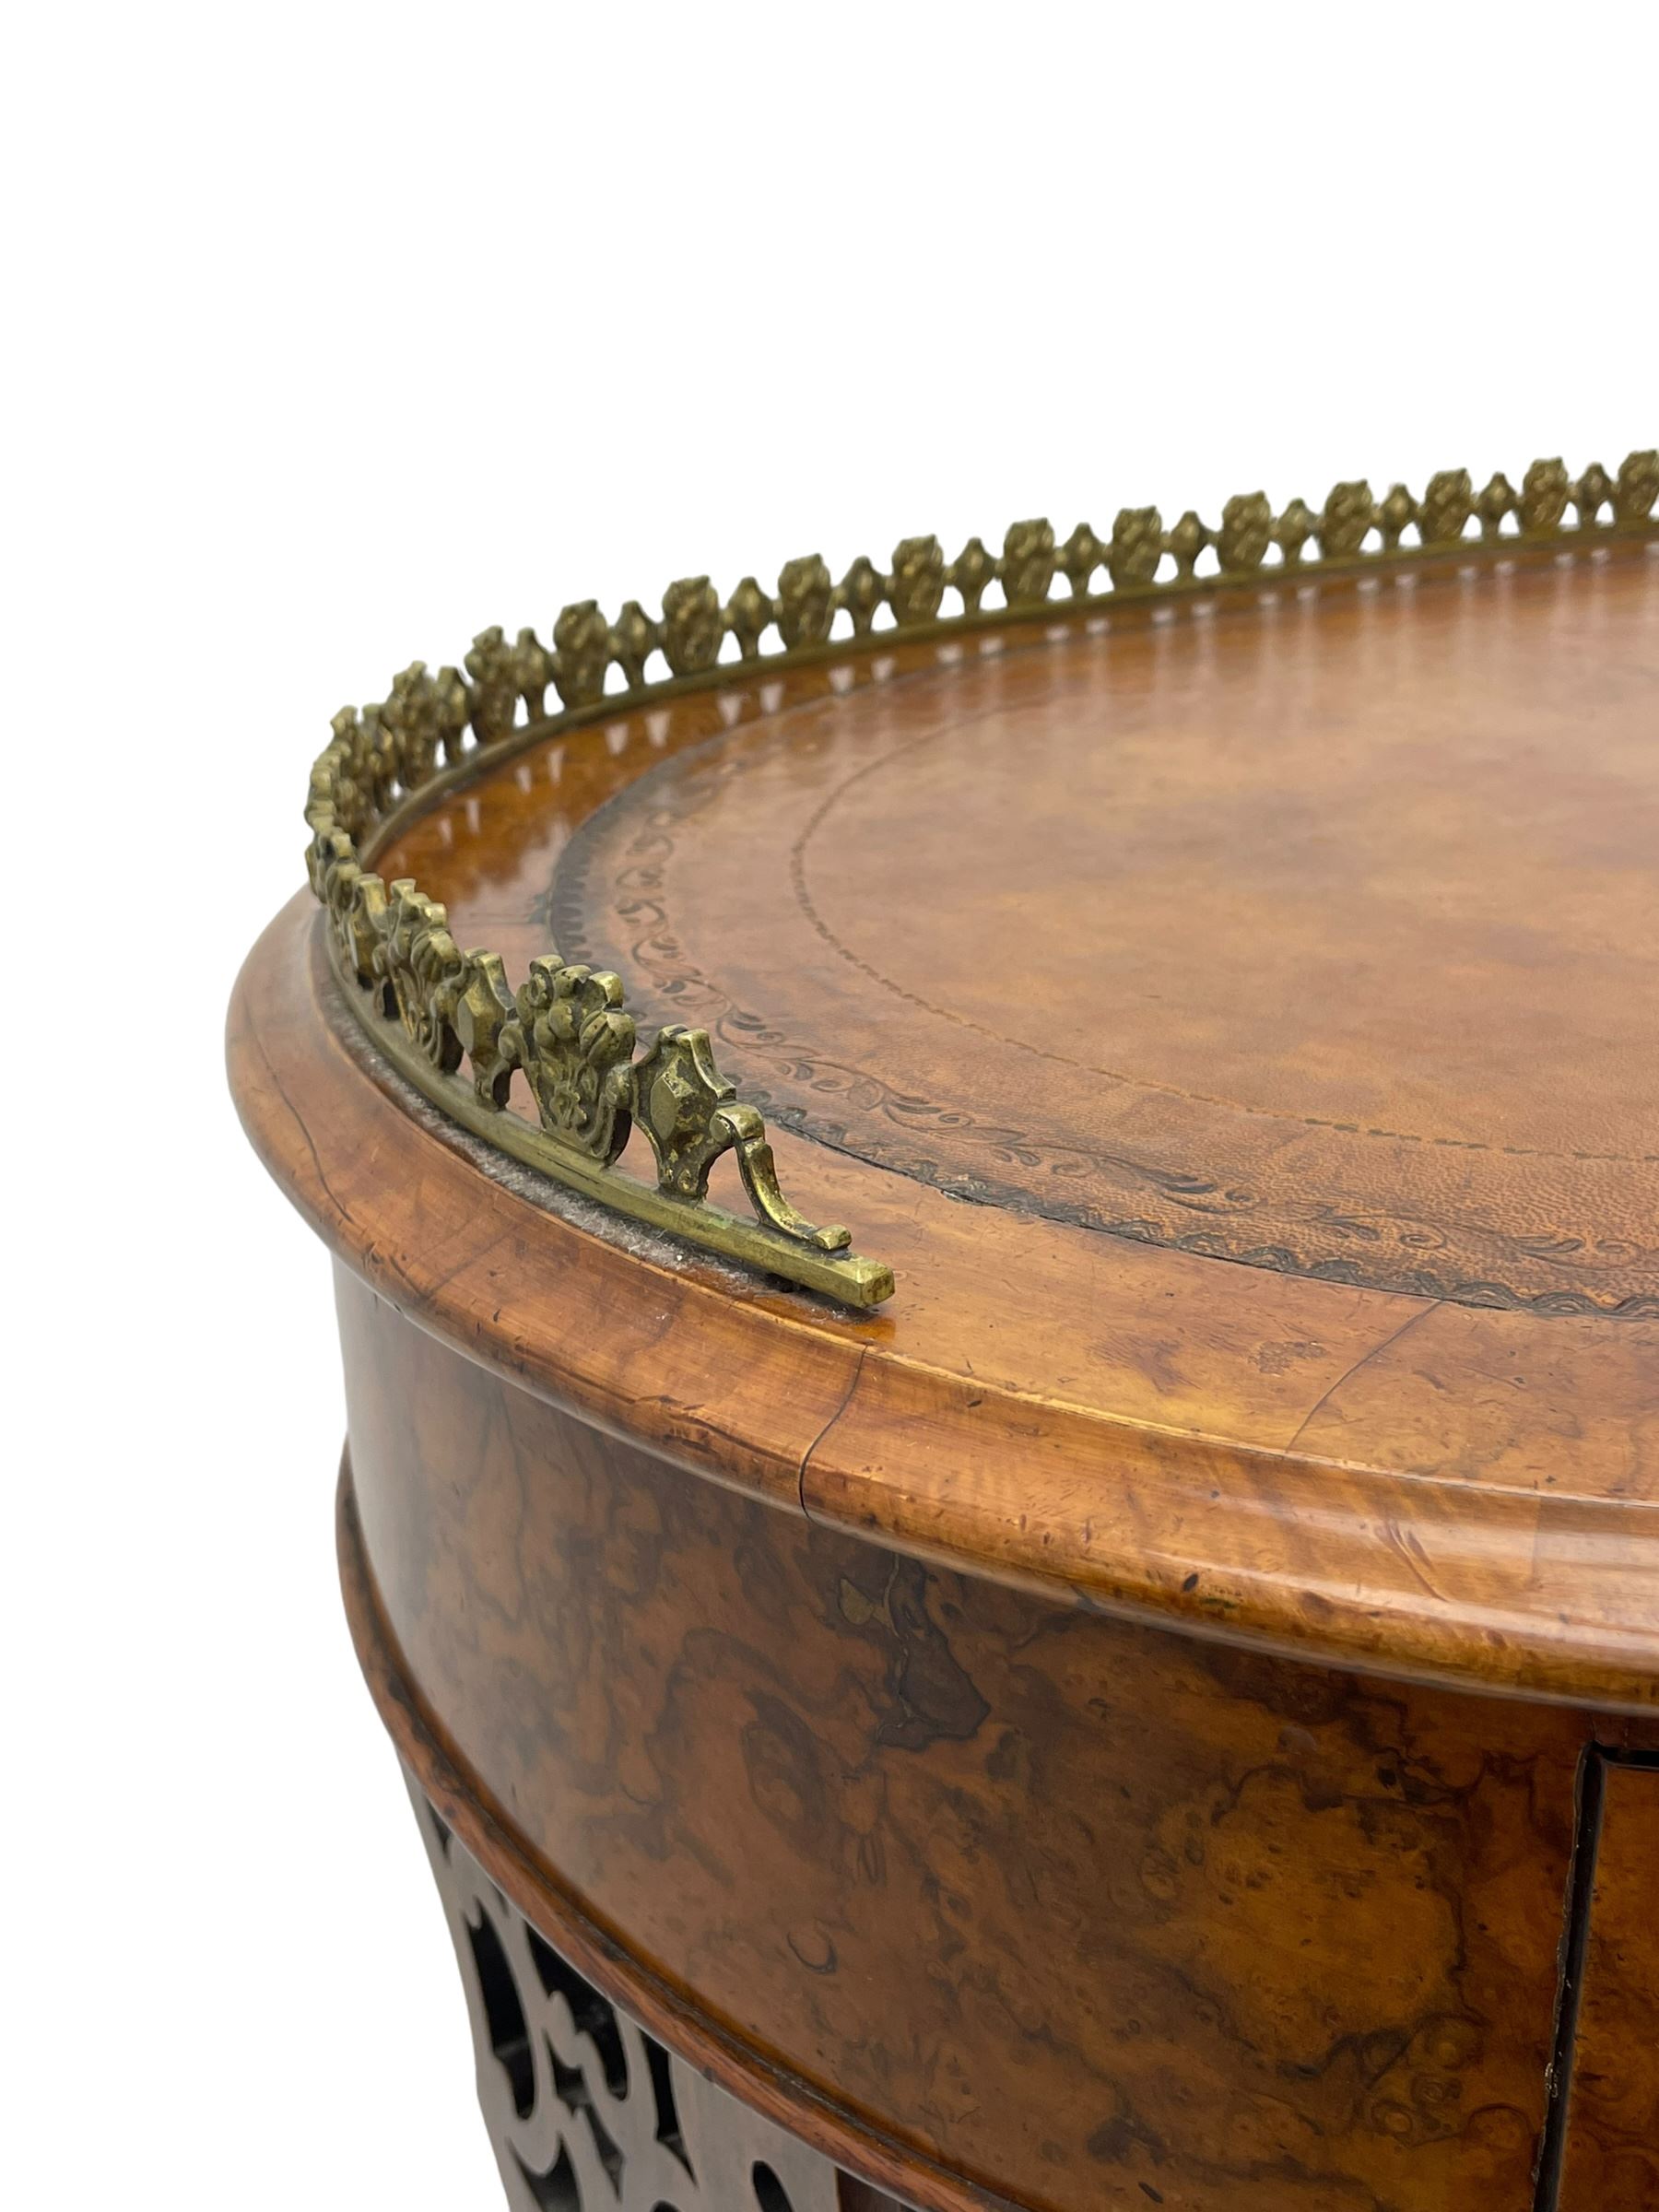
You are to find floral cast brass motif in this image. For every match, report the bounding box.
[305,452,1656,1309]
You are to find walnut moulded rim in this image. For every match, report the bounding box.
[229,448,1659,1715]
[230,899,1659,1714]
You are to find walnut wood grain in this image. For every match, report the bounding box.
[341,1457,1005,2212]
[336,1275,1614,2212]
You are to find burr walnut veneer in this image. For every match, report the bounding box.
[229,538,1658,2212]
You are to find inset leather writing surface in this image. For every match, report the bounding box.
[547,555,1657,1316]
[384,554,1658,1318]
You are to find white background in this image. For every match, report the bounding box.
[6,4,1654,2203]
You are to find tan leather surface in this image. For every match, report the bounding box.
[547,555,1656,1316]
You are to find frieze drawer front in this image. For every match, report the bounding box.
[1554,1756,1659,2210]
[229,455,1659,2211]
